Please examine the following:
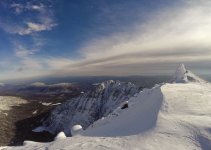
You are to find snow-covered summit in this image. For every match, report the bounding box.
[171,64,205,83]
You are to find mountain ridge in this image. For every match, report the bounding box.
[41,80,139,135]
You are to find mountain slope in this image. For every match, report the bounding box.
[82,83,211,149]
[41,80,138,135]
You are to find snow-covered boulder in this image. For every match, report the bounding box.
[54,132,66,141]
[71,125,83,136]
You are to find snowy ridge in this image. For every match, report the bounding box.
[84,84,163,136]
[41,80,139,135]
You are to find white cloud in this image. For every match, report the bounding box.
[18,21,56,35]
[0,1,57,35]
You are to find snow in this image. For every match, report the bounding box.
[32,110,38,115]
[30,82,72,87]
[171,64,188,83]
[83,85,163,137]
[42,80,138,135]
[40,102,52,106]
[30,82,46,87]
[2,65,211,150]
[0,96,28,112]
[40,102,61,106]
[51,103,61,106]
[54,132,66,141]
[71,125,83,136]
[49,83,72,87]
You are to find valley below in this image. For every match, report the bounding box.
[0,82,84,146]
[0,97,54,146]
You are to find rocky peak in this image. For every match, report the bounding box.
[43,80,139,135]
[171,64,205,83]
[171,64,188,83]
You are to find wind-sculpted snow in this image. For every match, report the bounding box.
[42,80,139,135]
[171,64,206,83]
[83,84,164,137]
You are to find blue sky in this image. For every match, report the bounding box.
[0,0,211,81]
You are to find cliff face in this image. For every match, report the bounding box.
[43,80,139,135]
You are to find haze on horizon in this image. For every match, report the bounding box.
[0,0,211,81]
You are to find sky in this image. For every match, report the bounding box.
[0,0,211,81]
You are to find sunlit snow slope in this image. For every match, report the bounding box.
[2,65,211,150]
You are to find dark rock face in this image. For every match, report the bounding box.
[43,80,139,135]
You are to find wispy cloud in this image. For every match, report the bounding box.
[47,0,211,76]
[14,43,37,58]
[11,1,47,14]
[18,21,56,35]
